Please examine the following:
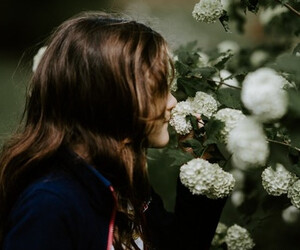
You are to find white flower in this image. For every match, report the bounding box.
[213,70,239,88]
[227,117,269,170]
[169,101,193,135]
[282,205,300,224]
[231,190,245,207]
[262,164,298,196]
[225,224,255,250]
[212,222,228,246]
[241,68,288,122]
[170,92,217,135]
[221,0,232,11]
[189,91,218,118]
[197,51,210,67]
[230,169,245,189]
[288,180,300,209]
[259,6,288,25]
[217,40,240,54]
[180,158,235,199]
[250,50,269,67]
[213,108,245,143]
[192,0,224,24]
[32,46,47,72]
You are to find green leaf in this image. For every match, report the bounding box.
[181,138,204,156]
[213,53,233,70]
[192,67,217,79]
[204,119,225,146]
[165,148,194,167]
[272,54,300,83]
[217,88,242,109]
[219,11,231,33]
[177,51,199,67]
[177,77,209,96]
[287,90,300,117]
[175,61,190,76]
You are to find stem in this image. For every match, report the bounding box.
[275,0,300,17]
[211,79,242,90]
[267,138,300,152]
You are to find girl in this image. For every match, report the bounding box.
[0,12,226,250]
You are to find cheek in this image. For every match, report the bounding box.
[147,122,170,148]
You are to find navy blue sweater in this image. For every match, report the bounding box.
[3,149,226,250]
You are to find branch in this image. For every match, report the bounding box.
[276,0,300,17]
[210,79,242,90]
[267,138,300,152]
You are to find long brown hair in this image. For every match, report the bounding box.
[0,12,173,249]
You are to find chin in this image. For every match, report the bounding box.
[148,134,170,148]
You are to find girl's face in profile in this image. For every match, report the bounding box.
[147,93,177,148]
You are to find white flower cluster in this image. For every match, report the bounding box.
[189,91,218,118]
[282,205,300,224]
[217,40,240,55]
[213,108,245,143]
[192,0,224,24]
[241,68,288,122]
[288,180,300,209]
[179,158,235,199]
[262,164,298,196]
[259,6,288,25]
[227,117,269,170]
[169,100,193,135]
[32,46,47,72]
[231,190,245,207]
[225,224,255,250]
[250,50,269,67]
[170,91,218,135]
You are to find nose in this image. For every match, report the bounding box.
[166,93,177,111]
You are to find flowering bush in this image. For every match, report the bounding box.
[146,0,300,248]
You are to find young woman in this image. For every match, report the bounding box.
[0,12,226,250]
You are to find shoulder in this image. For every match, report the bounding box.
[10,171,86,222]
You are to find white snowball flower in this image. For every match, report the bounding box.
[213,108,246,143]
[261,164,298,196]
[32,46,47,72]
[170,92,218,135]
[180,158,235,199]
[189,91,218,118]
[213,70,240,88]
[259,6,288,25]
[282,205,300,224]
[241,68,288,122]
[169,100,193,135]
[288,180,300,209]
[250,50,269,67]
[192,0,224,24]
[231,190,245,207]
[217,40,240,55]
[227,117,269,170]
[212,222,228,246]
[225,224,255,250]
